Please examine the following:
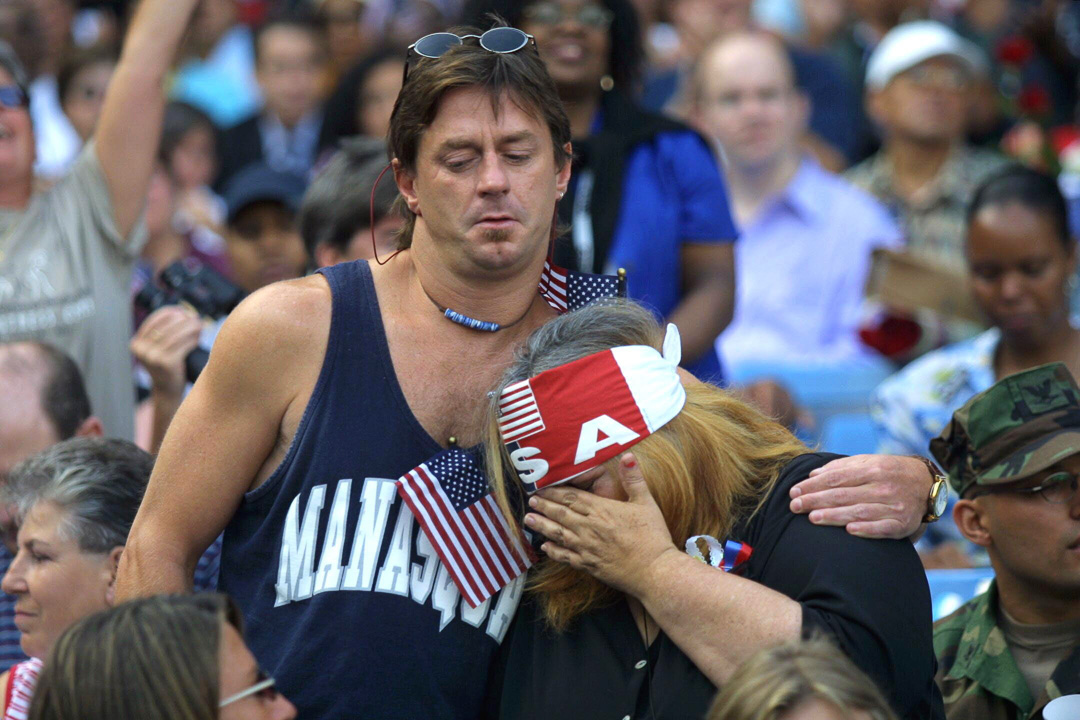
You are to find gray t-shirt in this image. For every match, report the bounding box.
[0,143,146,440]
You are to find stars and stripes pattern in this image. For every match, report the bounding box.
[538,261,621,315]
[686,535,753,571]
[3,658,42,720]
[396,448,534,608]
[498,379,545,443]
[395,263,621,605]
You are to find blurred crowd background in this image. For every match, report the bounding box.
[2,0,1080,582]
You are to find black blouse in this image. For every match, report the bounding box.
[483,453,945,720]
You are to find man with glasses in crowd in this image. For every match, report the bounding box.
[119,21,955,720]
[931,362,1080,720]
[0,0,203,442]
[846,20,1006,272]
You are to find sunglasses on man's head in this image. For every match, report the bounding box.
[403,27,537,85]
[0,85,27,110]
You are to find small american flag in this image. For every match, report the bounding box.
[396,448,534,608]
[539,261,622,314]
[498,379,545,442]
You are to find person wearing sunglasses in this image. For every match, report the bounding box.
[117,20,954,720]
[930,362,1080,720]
[116,23,575,720]
[0,0,203,445]
[463,0,737,383]
[25,593,296,720]
[462,0,966,578]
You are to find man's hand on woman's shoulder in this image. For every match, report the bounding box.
[788,454,933,540]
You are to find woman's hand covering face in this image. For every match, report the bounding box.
[524,452,680,597]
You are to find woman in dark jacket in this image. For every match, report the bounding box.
[480,301,943,720]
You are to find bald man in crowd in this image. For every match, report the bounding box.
[688,31,900,420]
[0,341,102,671]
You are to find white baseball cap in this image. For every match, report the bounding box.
[865,20,984,91]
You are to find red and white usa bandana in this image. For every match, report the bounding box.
[498,324,686,492]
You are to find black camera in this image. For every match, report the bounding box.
[133,258,246,383]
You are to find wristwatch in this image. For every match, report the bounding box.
[915,457,950,523]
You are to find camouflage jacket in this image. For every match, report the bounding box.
[934,581,1080,720]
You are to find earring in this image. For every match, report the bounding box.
[600,75,614,92]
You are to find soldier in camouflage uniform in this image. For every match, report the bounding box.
[929,362,1080,720]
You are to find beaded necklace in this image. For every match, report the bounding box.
[418,278,536,333]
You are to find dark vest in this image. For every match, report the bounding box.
[218,260,524,719]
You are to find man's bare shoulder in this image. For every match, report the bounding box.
[207,275,334,383]
[224,275,332,345]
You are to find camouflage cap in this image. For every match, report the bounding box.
[929,362,1080,497]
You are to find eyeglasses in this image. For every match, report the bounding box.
[523,2,614,30]
[903,64,970,91]
[0,85,27,110]
[970,470,1080,504]
[219,669,279,708]
[403,28,537,85]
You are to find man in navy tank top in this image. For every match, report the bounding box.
[116,20,949,720]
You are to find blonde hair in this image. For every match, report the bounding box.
[484,301,806,631]
[28,594,243,720]
[707,638,899,720]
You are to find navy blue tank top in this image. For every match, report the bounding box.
[219,260,525,719]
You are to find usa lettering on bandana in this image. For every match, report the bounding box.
[393,266,700,607]
[500,338,685,493]
[394,264,622,607]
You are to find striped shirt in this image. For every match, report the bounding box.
[2,658,41,720]
[0,551,27,673]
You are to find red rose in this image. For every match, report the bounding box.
[996,35,1034,66]
[1050,126,1080,156]
[235,0,268,25]
[858,314,922,359]
[1018,85,1051,116]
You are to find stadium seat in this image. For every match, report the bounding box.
[926,568,996,621]
[819,412,879,456]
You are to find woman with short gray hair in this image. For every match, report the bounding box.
[0,437,151,719]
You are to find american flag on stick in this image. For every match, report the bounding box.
[396,448,535,608]
[538,261,623,314]
[398,264,622,606]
